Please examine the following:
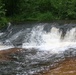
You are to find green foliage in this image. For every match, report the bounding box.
[12,0,76,21]
[2,0,19,16]
[0,0,8,29]
[29,12,55,21]
[1,0,76,25]
[51,0,76,19]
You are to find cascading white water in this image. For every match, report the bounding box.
[0,24,76,53]
[0,33,14,50]
[22,25,76,53]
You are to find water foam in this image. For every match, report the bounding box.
[0,24,76,52]
[22,25,76,53]
[0,45,13,50]
[0,33,14,50]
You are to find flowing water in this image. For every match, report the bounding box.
[0,22,76,75]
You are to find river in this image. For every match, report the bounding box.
[0,22,76,75]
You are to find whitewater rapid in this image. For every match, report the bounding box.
[0,23,76,53]
[22,26,76,53]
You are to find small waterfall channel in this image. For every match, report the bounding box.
[0,22,76,75]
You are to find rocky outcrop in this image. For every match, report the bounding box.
[41,57,76,75]
[0,48,23,61]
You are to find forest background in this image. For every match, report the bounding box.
[0,0,76,29]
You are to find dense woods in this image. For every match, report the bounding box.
[0,0,76,28]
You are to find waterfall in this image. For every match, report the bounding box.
[22,24,76,53]
[0,23,76,53]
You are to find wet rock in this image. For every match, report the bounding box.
[0,48,76,75]
[64,48,76,57]
[0,48,23,61]
[41,57,76,75]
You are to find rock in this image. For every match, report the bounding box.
[0,48,23,61]
[40,57,76,75]
[0,48,76,75]
[64,48,76,57]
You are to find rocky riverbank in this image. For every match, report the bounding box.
[0,48,76,75]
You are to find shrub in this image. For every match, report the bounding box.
[0,0,8,29]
